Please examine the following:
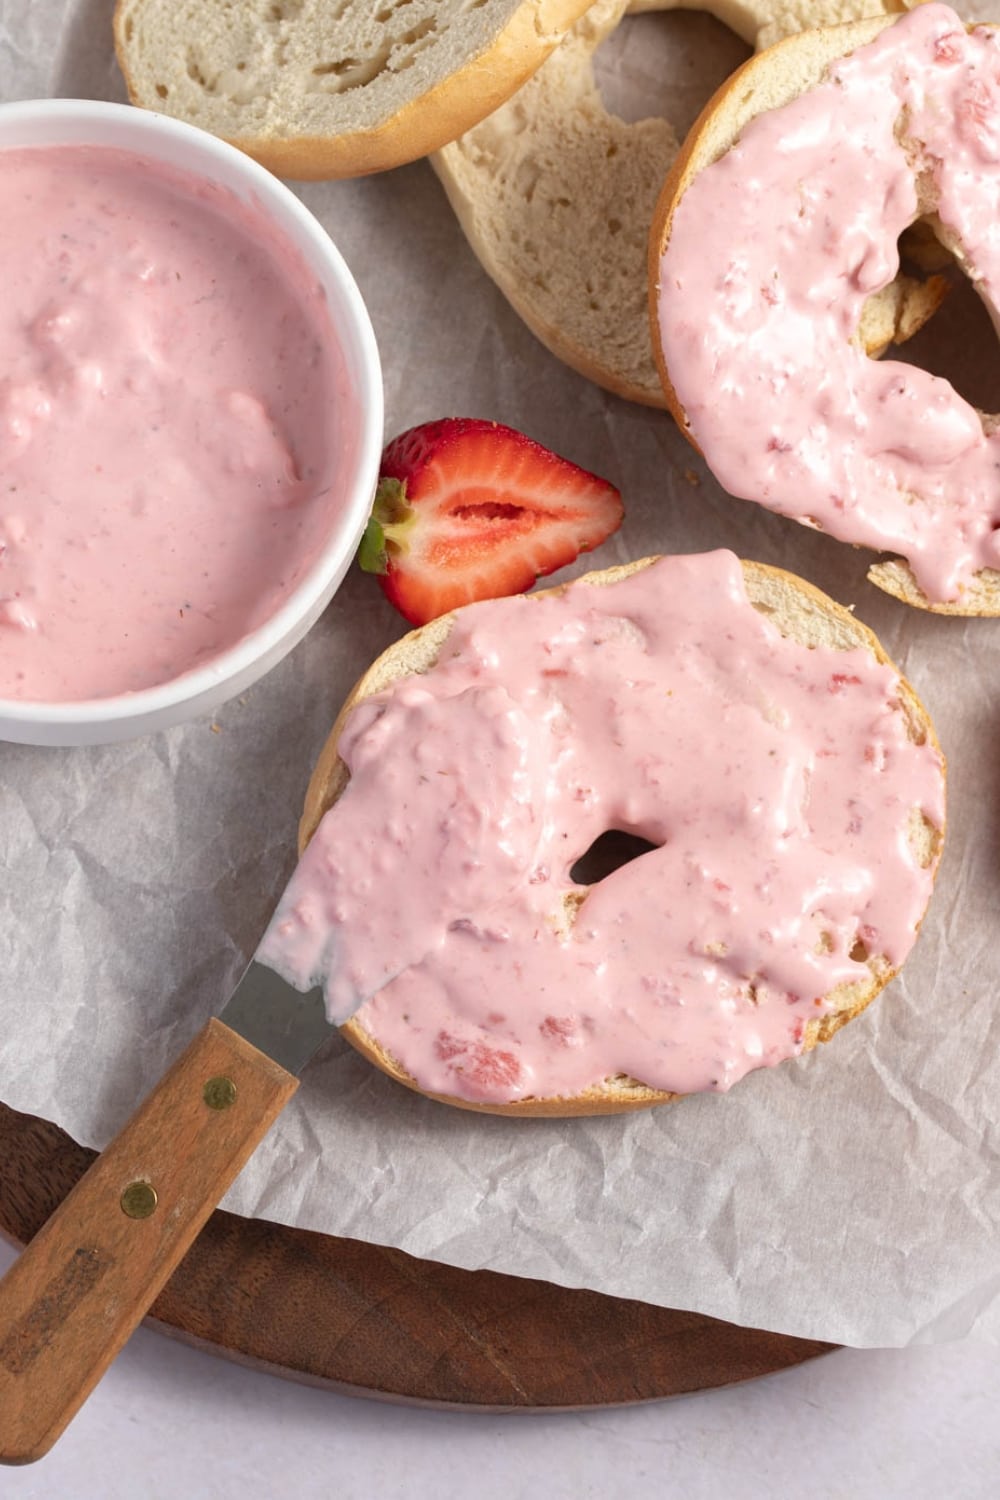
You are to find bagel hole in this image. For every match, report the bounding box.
[570,829,661,886]
[592,11,750,138]
[876,225,1000,414]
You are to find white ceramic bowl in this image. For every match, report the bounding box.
[0,99,383,746]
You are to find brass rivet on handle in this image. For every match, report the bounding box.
[203,1075,237,1111]
[120,1181,157,1219]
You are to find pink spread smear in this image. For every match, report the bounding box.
[260,553,944,1104]
[656,4,1000,605]
[0,145,342,701]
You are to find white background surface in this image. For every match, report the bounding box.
[1,1242,999,1499]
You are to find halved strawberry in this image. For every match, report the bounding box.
[358,418,624,625]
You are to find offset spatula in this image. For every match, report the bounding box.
[0,959,334,1465]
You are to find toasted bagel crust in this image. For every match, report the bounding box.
[114,0,596,180]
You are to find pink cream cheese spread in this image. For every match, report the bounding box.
[0,145,340,700]
[657,4,1000,605]
[260,553,945,1104]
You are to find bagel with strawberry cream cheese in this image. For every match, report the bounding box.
[258,553,945,1116]
[431,0,945,407]
[651,4,1000,611]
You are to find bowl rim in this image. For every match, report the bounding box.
[0,97,384,733]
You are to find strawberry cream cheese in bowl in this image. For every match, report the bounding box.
[0,100,382,745]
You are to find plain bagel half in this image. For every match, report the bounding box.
[295,557,945,1117]
[650,5,1000,612]
[431,0,944,407]
[114,0,596,179]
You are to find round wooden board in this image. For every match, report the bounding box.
[0,1100,834,1409]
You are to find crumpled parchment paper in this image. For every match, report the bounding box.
[2,0,1000,1348]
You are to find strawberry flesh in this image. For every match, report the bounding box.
[359,418,624,625]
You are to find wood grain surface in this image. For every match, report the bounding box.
[0,1024,298,1463]
[0,1099,834,1412]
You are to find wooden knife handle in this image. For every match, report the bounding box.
[0,1018,297,1465]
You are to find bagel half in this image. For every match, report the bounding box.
[648,11,1000,614]
[298,557,944,1117]
[113,0,596,180]
[431,0,944,407]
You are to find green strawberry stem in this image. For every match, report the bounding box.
[358,477,417,576]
